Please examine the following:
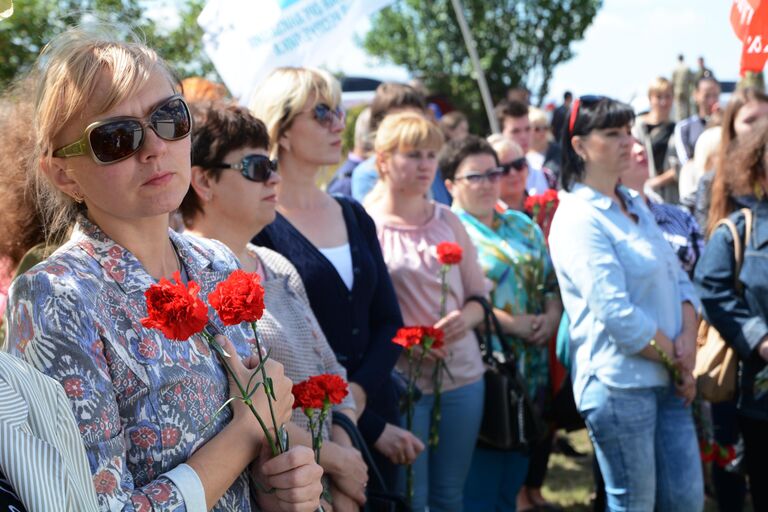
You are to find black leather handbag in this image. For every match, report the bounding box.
[467,296,544,451]
[332,412,411,512]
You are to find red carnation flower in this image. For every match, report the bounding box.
[699,439,715,463]
[312,374,349,405]
[292,379,325,410]
[208,269,265,326]
[436,241,463,265]
[422,326,445,350]
[524,195,537,212]
[715,444,737,467]
[393,326,424,349]
[141,271,209,341]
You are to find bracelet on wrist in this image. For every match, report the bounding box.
[650,338,682,383]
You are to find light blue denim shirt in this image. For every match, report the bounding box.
[549,183,700,409]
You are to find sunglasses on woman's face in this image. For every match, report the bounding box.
[309,103,345,128]
[500,157,528,174]
[214,154,278,183]
[455,167,505,185]
[53,95,192,165]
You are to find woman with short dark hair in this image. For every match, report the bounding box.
[442,135,561,511]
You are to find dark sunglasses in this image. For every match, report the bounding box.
[53,95,192,165]
[500,157,528,174]
[309,103,344,128]
[456,167,505,185]
[568,95,604,135]
[214,154,278,183]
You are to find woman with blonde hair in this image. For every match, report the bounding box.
[632,77,678,204]
[365,112,487,511]
[250,67,419,492]
[4,25,322,511]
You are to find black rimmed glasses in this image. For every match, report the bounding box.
[213,154,278,183]
[53,95,192,165]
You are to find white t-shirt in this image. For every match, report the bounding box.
[318,244,354,290]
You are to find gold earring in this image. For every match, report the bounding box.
[72,191,84,204]
[754,181,765,200]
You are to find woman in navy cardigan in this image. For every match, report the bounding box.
[250,67,423,492]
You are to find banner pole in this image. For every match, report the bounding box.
[449,0,499,133]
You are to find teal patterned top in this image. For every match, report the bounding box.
[453,207,559,401]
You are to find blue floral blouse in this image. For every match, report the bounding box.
[453,207,558,401]
[5,217,257,511]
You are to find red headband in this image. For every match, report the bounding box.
[568,98,581,135]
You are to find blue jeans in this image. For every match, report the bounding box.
[463,447,529,511]
[406,378,484,512]
[580,377,704,512]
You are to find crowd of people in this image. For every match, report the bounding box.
[0,23,767,512]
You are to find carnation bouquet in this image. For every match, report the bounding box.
[141,270,287,456]
[524,189,559,242]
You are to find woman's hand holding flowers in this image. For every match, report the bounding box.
[434,309,468,344]
[253,445,324,512]
[216,335,294,439]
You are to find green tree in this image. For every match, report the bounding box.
[0,0,215,89]
[363,0,602,131]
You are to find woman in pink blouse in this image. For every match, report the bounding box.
[365,112,487,511]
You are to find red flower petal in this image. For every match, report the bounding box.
[436,241,463,265]
[140,271,208,341]
[208,269,265,326]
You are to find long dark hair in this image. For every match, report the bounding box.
[560,96,635,191]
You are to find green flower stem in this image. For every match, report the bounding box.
[202,331,279,456]
[251,321,285,454]
[439,265,449,318]
[431,264,450,448]
[405,350,416,505]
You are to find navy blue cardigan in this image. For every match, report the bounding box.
[253,197,404,442]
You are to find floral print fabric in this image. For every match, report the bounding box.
[5,217,257,511]
[453,207,558,402]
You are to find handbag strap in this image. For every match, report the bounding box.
[713,207,752,294]
[466,295,519,366]
[331,411,389,492]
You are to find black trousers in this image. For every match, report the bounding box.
[738,414,768,511]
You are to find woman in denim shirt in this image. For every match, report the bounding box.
[694,122,768,511]
[548,96,703,512]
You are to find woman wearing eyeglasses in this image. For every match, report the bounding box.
[250,67,416,492]
[487,135,529,213]
[441,135,561,511]
[548,96,704,511]
[364,112,487,511]
[4,27,323,511]
[179,101,369,511]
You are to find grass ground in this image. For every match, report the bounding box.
[541,430,753,512]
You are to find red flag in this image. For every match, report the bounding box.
[731,0,768,76]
